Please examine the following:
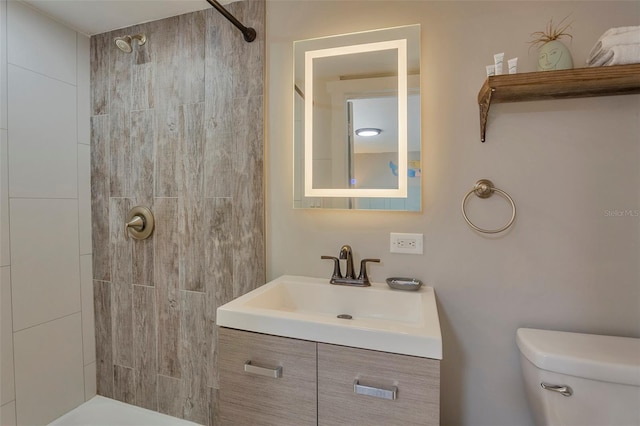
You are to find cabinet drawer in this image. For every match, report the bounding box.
[218,327,317,426]
[318,343,440,426]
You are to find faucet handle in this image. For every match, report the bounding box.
[357,258,380,285]
[321,256,342,280]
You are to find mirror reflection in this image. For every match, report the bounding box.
[294,25,421,210]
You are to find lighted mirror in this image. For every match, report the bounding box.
[294,25,421,210]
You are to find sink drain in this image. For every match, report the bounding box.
[337,314,353,320]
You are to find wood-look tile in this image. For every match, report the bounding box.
[109,39,133,197]
[130,110,154,200]
[178,103,205,196]
[109,198,133,284]
[109,111,130,197]
[203,8,234,198]
[154,198,181,378]
[179,196,205,292]
[93,280,113,398]
[204,198,232,389]
[179,291,210,425]
[203,130,233,198]
[203,8,234,200]
[113,364,135,404]
[232,96,265,297]
[154,105,179,197]
[209,387,219,426]
[204,198,233,323]
[91,115,110,281]
[209,325,219,390]
[133,284,157,411]
[90,33,109,115]
[151,16,180,107]
[157,374,182,418]
[178,12,205,105]
[204,8,233,135]
[131,23,154,110]
[111,281,133,368]
[132,236,154,287]
[132,63,154,111]
[229,1,264,98]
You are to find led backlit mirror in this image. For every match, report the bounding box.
[294,25,421,210]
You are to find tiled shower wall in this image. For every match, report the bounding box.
[89,2,264,424]
[1,1,94,424]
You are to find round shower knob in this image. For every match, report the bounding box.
[125,206,155,240]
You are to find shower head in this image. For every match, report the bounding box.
[114,34,147,53]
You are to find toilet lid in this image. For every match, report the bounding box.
[517,328,640,386]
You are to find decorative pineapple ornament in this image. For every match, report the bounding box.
[529,17,574,71]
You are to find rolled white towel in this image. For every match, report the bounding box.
[599,25,639,38]
[605,44,640,65]
[587,25,640,64]
[589,44,640,66]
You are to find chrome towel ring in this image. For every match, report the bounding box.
[461,179,516,234]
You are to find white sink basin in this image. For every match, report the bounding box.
[216,275,442,359]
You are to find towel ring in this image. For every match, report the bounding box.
[461,179,516,234]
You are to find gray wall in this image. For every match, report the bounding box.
[266,1,640,425]
[90,2,264,424]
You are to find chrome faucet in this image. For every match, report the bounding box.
[321,245,380,287]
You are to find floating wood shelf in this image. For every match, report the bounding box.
[478,64,640,142]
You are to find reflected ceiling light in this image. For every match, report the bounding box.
[355,128,382,137]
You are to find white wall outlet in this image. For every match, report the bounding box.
[390,233,423,254]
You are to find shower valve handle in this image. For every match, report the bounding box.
[124,206,155,240]
[125,215,145,240]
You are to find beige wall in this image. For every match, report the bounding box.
[266,1,640,425]
[0,1,94,424]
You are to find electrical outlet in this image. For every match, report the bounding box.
[390,233,423,254]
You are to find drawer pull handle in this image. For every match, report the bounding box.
[244,361,283,378]
[353,379,397,400]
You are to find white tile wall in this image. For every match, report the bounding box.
[10,198,81,331]
[2,3,93,422]
[0,401,16,426]
[14,313,85,426]
[7,65,77,199]
[6,0,76,85]
[78,144,92,255]
[0,0,7,130]
[83,362,97,400]
[0,129,8,266]
[77,35,90,146]
[0,266,14,406]
[80,254,95,365]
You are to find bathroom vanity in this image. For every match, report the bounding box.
[216,275,442,425]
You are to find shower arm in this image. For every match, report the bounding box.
[205,0,256,42]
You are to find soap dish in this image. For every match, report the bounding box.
[386,277,423,291]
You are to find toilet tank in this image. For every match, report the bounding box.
[516,328,640,426]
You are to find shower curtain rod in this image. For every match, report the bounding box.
[205,0,256,42]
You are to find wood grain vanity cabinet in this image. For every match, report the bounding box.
[218,327,317,426]
[219,327,441,426]
[317,343,440,425]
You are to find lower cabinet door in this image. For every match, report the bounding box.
[318,343,440,426]
[218,327,317,426]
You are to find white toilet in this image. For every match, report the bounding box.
[516,328,640,426]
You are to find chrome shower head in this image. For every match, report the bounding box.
[114,33,147,53]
